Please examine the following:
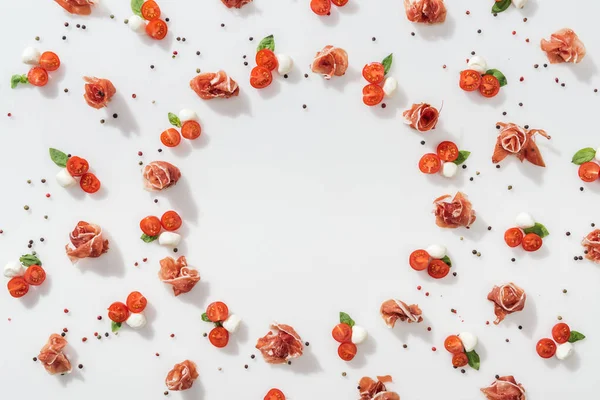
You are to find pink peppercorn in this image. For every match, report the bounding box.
[432,347,437,351]
[45,193,51,198]
[63,309,69,313]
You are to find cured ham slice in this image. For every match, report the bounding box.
[65,221,109,263]
[404,0,447,24]
[38,334,72,375]
[55,0,94,15]
[403,103,439,132]
[380,299,423,327]
[359,376,400,400]
[255,323,303,364]
[165,360,199,391]
[492,122,550,167]
[540,29,586,64]
[433,192,476,229]
[190,71,239,100]
[83,77,116,109]
[582,229,600,263]
[481,376,526,400]
[221,0,252,8]
[143,161,181,191]
[159,256,200,296]
[487,283,526,324]
[311,46,349,79]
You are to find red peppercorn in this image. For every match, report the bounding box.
[94,332,98,336]
[486,321,490,325]
[417,285,422,290]
[442,65,447,69]
[512,31,516,35]
[7,113,12,117]
[173,51,178,55]
[519,77,524,82]
[63,309,69,313]
[155,353,160,356]
[97,315,102,320]
[432,347,437,351]
[63,328,68,332]
[134,262,139,267]
[137,151,143,156]
[45,193,51,198]
[427,327,432,331]
[82,337,87,342]
[132,94,137,99]
[170,333,175,338]
[466,10,470,15]
[425,292,430,297]
[525,38,530,43]
[143,258,148,262]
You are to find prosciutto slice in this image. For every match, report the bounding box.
[359,376,400,400]
[255,323,303,364]
[221,0,252,8]
[492,122,550,167]
[481,376,526,400]
[159,256,200,296]
[83,77,116,109]
[403,103,439,132]
[165,360,199,391]
[380,299,423,327]
[540,28,586,64]
[54,0,94,15]
[65,221,109,263]
[38,334,72,375]
[404,0,447,24]
[487,283,526,325]
[582,229,600,264]
[311,46,349,79]
[190,71,239,100]
[433,192,476,229]
[143,161,181,191]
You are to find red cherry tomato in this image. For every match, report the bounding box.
[209,327,230,348]
[362,63,385,84]
[264,388,286,400]
[536,338,557,359]
[27,67,48,87]
[161,210,182,231]
[362,84,384,106]
[337,342,357,361]
[409,249,430,271]
[140,216,162,236]
[256,49,278,72]
[459,69,482,92]
[332,0,349,5]
[126,291,148,313]
[452,352,469,367]
[428,259,450,279]
[80,173,101,193]
[444,335,464,354]
[7,277,29,298]
[250,66,273,89]
[436,141,459,162]
[66,156,89,177]
[160,128,181,148]
[141,0,161,20]
[24,265,46,286]
[39,51,61,72]
[522,233,542,252]
[552,323,571,344]
[206,301,229,322]
[310,0,331,15]
[578,162,600,182]
[146,19,168,40]
[479,74,500,98]
[108,302,130,323]
[419,153,442,174]
[181,120,201,140]
[504,227,524,248]
[332,323,352,343]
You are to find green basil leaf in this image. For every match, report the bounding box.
[49,148,68,168]
[466,350,480,370]
[441,255,452,267]
[168,112,182,128]
[201,313,211,322]
[257,35,275,52]
[111,321,122,333]
[140,233,159,243]
[20,74,28,83]
[382,53,393,76]
[453,150,471,165]
[523,223,550,239]
[491,0,511,13]
[569,331,586,343]
[215,321,223,328]
[20,254,42,267]
[571,148,596,165]
[11,74,23,89]
[486,69,508,87]
[339,311,355,327]
[131,0,144,16]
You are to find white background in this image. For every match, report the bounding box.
[1,0,599,399]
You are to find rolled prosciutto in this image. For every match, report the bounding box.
[481,376,526,400]
[143,161,181,191]
[359,375,400,400]
[55,0,94,15]
[582,229,600,264]
[492,122,550,167]
[380,299,423,327]
[403,103,440,132]
[404,0,447,24]
[311,45,349,80]
[165,360,199,391]
[190,71,239,100]
[83,77,116,109]
[433,192,476,228]
[221,0,252,8]
[65,221,109,263]
[540,28,586,64]
[159,256,200,296]
[38,334,72,375]
[487,283,526,324]
[255,323,303,364]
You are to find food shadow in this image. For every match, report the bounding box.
[40,63,66,100]
[78,237,126,278]
[137,302,157,340]
[139,29,175,52]
[204,90,252,117]
[107,92,140,136]
[182,379,205,400]
[289,349,322,375]
[413,13,456,41]
[190,131,210,150]
[449,216,489,243]
[509,295,537,339]
[168,177,200,225]
[571,56,598,83]
[22,274,52,309]
[319,9,340,28]
[347,335,376,369]
[325,65,357,93]
[172,280,210,310]
[369,84,408,120]
[338,1,359,15]
[391,318,434,344]
[281,63,304,85]
[59,345,84,386]
[257,78,282,101]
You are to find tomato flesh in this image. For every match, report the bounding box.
[140,216,162,236]
[419,153,442,174]
[332,323,352,343]
[479,74,500,98]
[80,173,101,193]
[504,227,524,248]
[160,128,181,148]
[8,277,29,298]
[522,233,542,252]
[362,63,385,84]
[459,69,481,92]
[536,338,557,358]
[578,162,600,182]
[24,265,46,286]
[332,0,349,5]
[108,302,130,323]
[310,0,331,15]
[207,301,229,322]
[437,141,459,162]
[181,120,201,140]
[337,342,357,361]
[444,335,464,353]
[146,19,168,40]
[409,249,430,271]
[27,67,48,87]
[126,291,148,313]
[66,156,89,177]
[362,84,384,106]
[428,259,450,279]
[40,51,61,72]
[141,0,161,20]
[256,49,278,72]
[209,327,230,348]
[161,210,182,231]
[552,323,571,344]
[452,352,469,367]
[250,66,273,89]
[265,388,286,400]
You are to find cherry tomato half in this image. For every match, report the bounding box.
[141,0,161,21]
[206,301,229,322]
[362,84,384,106]
[362,62,385,84]
[146,19,168,40]
[161,210,182,231]
[522,233,542,252]
[126,291,148,313]
[140,216,162,236]
[209,327,230,348]
[160,128,181,148]
[264,388,286,400]
[181,120,201,140]
[256,49,278,72]
[310,0,331,15]
[39,51,61,72]
[452,352,469,367]
[337,342,357,361]
[24,265,46,286]
[7,276,29,298]
[428,259,450,279]
[409,249,431,271]
[436,141,459,162]
[66,156,89,177]
[27,67,48,87]
[332,323,352,343]
[80,173,101,194]
[504,227,524,248]
[578,162,600,182]
[444,335,464,354]
[108,301,130,323]
[250,66,273,89]
[459,69,481,92]
[419,153,442,174]
[332,0,349,5]
[536,338,557,359]
[479,74,500,98]
[552,323,571,344]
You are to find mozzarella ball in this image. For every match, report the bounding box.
[515,212,535,229]
[126,312,147,329]
[595,147,600,162]
[382,77,398,97]
[458,332,478,352]
[4,262,26,278]
[512,0,528,9]
[128,15,146,33]
[178,109,198,122]
[426,244,447,259]
[467,56,488,74]
[222,314,242,333]
[555,342,574,360]
[276,54,293,75]
[22,47,41,65]
[351,325,368,344]
[158,232,181,247]
[442,161,458,178]
[56,168,77,188]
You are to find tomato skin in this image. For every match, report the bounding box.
[181,120,201,140]
[146,19,168,40]
[459,69,482,92]
[536,338,557,359]
[419,153,442,174]
[332,323,352,343]
[362,84,384,106]
[27,67,48,87]
[80,173,101,193]
[310,0,331,15]
[24,265,46,286]
[409,249,431,271]
[337,342,357,361]
[250,66,273,89]
[66,156,89,177]
[436,141,459,162]
[362,63,385,84]
[8,277,29,298]
[161,210,182,231]
[206,301,229,322]
[126,291,148,313]
[209,327,230,348]
[578,162,600,182]
[108,302,130,323]
[140,216,162,236]
[452,352,469,367]
[141,0,161,20]
[504,227,524,248]
[428,259,450,279]
[160,128,181,148]
[552,323,571,344]
[479,74,500,98]
[332,0,349,5]
[444,335,464,354]
[256,49,278,72]
[264,388,286,400]
[39,51,61,72]
[522,233,542,252]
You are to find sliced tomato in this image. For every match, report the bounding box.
[479,74,500,98]
[206,301,229,322]
[409,249,430,271]
[504,227,524,248]
[80,173,101,193]
[452,352,469,367]
[332,0,349,5]
[256,49,278,72]
[209,327,230,348]
[161,210,182,231]
[126,291,148,313]
[39,51,61,72]
[337,342,357,361]
[552,323,571,344]
[181,120,201,140]
[250,66,273,89]
[444,335,464,354]
[108,301,130,323]
[27,67,48,87]
[536,338,557,359]
[578,162,600,182]
[310,0,331,15]
[8,276,29,298]
[264,388,286,400]
[428,259,450,279]
[332,323,352,343]
[160,128,181,147]
[141,0,161,21]
[146,19,168,40]
[24,265,46,286]
[362,84,384,106]
[362,63,385,84]
[140,216,162,236]
[66,156,89,177]
[436,141,459,162]
[419,153,442,174]
[459,69,481,92]
[522,233,542,252]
